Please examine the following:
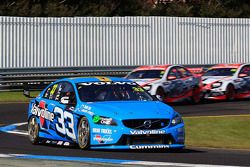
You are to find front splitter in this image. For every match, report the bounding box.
[91,144,185,150]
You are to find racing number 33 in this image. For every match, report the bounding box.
[54,107,76,140]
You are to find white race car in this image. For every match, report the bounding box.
[126,65,202,103]
[202,63,250,100]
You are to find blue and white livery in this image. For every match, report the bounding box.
[27,77,185,150]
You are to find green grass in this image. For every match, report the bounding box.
[0,91,40,102]
[184,115,250,150]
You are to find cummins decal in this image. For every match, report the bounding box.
[130,130,165,135]
[130,145,169,149]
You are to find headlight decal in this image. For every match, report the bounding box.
[171,114,183,126]
[212,82,222,88]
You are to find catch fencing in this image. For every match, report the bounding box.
[0,17,249,68]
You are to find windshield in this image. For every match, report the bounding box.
[77,81,154,102]
[126,70,165,79]
[203,68,237,76]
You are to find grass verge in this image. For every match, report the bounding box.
[184,115,250,150]
[0,91,40,102]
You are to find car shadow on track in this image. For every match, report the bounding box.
[40,143,205,154]
[87,148,205,154]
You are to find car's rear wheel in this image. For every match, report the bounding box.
[156,87,167,102]
[225,84,235,101]
[77,117,90,149]
[191,87,201,104]
[28,116,39,144]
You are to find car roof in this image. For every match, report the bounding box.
[211,64,244,69]
[133,64,172,71]
[58,76,132,84]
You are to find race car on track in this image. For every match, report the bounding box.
[125,65,202,103]
[26,77,185,150]
[202,63,250,100]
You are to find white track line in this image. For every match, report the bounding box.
[5,130,28,136]
[0,153,240,167]
[0,122,28,136]
[122,161,239,167]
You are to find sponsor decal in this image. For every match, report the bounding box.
[81,104,93,115]
[78,81,137,86]
[57,141,63,145]
[95,76,111,82]
[49,84,58,99]
[44,140,70,146]
[45,140,51,144]
[93,115,101,123]
[130,130,165,135]
[132,87,144,92]
[55,84,63,101]
[82,104,92,111]
[31,103,54,122]
[92,128,112,134]
[130,145,169,149]
[92,116,112,125]
[93,135,113,144]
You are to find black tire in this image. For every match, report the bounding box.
[28,116,40,144]
[77,117,90,149]
[225,84,235,101]
[156,87,167,102]
[191,87,201,104]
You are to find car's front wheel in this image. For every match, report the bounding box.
[77,117,90,149]
[156,87,167,102]
[28,116,39,144]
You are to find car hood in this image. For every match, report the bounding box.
[84,101,175,120]
[202,76,232,84]
[130,78,160,86]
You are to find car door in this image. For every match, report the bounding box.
[177,66,199,95]
[163,67,184,98]
[37,82,62,132]
[52,81,77,142]
[237,65,250,94]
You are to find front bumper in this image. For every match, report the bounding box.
[89,123,185,149]
[202,89,226,100]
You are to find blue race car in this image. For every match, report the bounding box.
[27,77,185,150]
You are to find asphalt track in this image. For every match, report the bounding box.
[0,101,250,166]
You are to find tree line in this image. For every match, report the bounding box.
[0,0,249,17]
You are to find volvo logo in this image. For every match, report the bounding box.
[143,120,152,129]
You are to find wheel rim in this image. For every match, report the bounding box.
[226,86,235,100]
[28,117,38,142]
[78,119,89,148]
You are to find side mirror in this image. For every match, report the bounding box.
[239,73,247,78]
[23,89,36,98]
[23,89,31,98]
[167,75,177,80]
[60,97,69,104]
